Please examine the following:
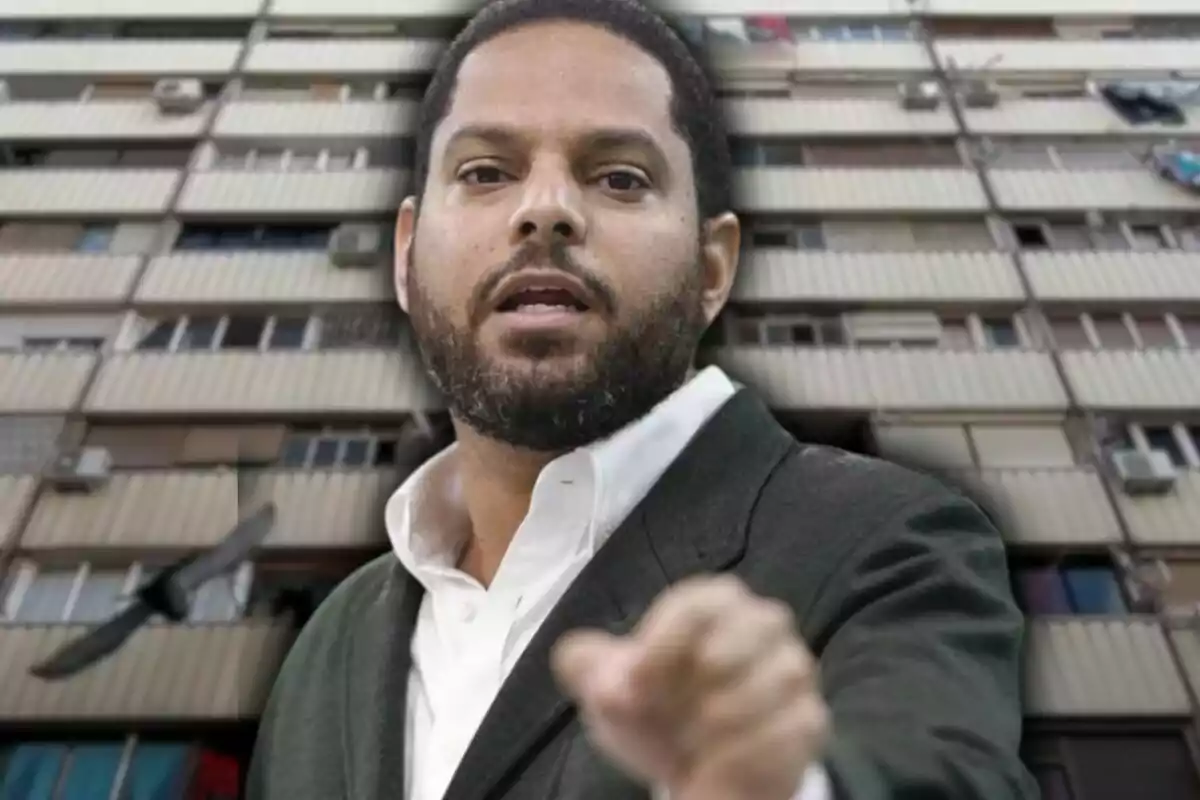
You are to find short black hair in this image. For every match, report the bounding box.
[410,0,732,220]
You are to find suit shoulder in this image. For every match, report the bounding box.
[769,443,967,520]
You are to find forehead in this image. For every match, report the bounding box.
[435,20,681,150]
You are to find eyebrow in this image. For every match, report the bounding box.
[442,124,671,173]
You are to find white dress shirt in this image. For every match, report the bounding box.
[385,366,830,800]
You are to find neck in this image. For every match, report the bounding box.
[451,420,562,586]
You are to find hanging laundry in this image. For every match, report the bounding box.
[1098,81,1186,125]
[745,15,795,43]
[1147,145,1200,192]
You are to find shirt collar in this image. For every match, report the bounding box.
[385,366,738,591]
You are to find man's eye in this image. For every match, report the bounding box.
[598,171,649,192]
[460,166,509,185]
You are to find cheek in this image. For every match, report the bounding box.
[410,218,493,320]
[601,221,698,298]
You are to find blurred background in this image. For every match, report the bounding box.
[2,1,1200,798]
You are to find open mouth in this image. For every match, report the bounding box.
[496,287,590,314]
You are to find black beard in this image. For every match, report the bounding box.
[406,268,708,453]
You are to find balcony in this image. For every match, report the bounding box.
[0,0,261,17]
[937,39,1200,75]
[710,347,1067,412]
[0,100,211,142]
[0,622,292,721]
[1024,251,1200,303]
[1024,618,1191,716]
[83,351,440,416]
[991,169,1200,212]
[1117,471,1200,548]
[725,98,956,137]
[21,468,399,551]
[0,254,141,310]
[0,169,180,215]
[1061,349,1200,410]
[735,168,986,213]
[267,0,479,14]
[244,39,444,76]
[965,98,1200,137]
[135,252,388,305]
[951,467,1123,547]
[0,41,241,77]
[0,353,96,414]
[725,41,927,76]
[733,250,1022,303]
[1171,626,1200,705]
[214,99,415,139]
[176,168,402,215]
[0,475,37,550]
[929,0,1199,13]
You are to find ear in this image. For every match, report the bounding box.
[394,196,418,312]
[699,212,740,325]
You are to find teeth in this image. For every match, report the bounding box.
[516,303,575,313]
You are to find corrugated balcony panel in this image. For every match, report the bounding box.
[136,252,387,305]
[1,0,261,17]
[937,40,1200,74]
[0,42,242,77]
[1024,618,1190,716]
[177,169,401,215]
[84,351,441,415]
[0,169,179,215]
[786,42,928,73]
[1061,350,1200,410]
[992,170,1200,212]
[725,99,956,136]
[733,251,1022,303]
[244,40,445,76]
[735,168,986,214]
[0,476,37,549]
[1118,472,1200,548]
[0,255,140,309]
[711,347,1067,412]
[0,622,291,721]
[21,471,239,551]
[966,99,1200,137]
[215,99,413,138]
[950,468,1122,547]
[0,101,210,142]
[0,353,95,414]
[1026,252,1200,303]
[252,469,398,548]
[268,0,907,15]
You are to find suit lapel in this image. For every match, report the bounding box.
[352,561,423,800]
[440,391,795,800]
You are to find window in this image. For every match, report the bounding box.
[125,744,188,800]
[1135,315,1178,348]
[1014,561,1127,615]
[134,316,311,353]
[1129,223,1170,250]
[75,223,115,253]
[22,337,103,352]
[175,223,333,251]
[1144,426,1189,467]
[980,318,1020,348]
[0,742,190,800]
[1011,222,1050,249]
[746,222,824,250]
[1049,317,1091,349]
[729,138,806,167]
[0,744,68,800]
[277,429,414,468]
[1089,314,1134,348]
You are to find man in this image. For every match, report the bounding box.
[247,1,1035,799]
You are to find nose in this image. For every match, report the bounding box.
[509,162,587,248]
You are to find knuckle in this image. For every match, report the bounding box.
[757,598,795,630]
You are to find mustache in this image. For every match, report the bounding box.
[468,240,617,327]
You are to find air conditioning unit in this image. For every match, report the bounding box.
[899,80,940,111]
[960,79,1000,109]
[46,447,112,493]
[328,224,383,268]
[152,78,204,114]
[1110,448,1177,495]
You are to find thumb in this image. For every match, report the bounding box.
[551,629,633,702]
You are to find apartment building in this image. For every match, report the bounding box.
[1,0,1200,796]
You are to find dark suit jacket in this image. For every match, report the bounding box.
[246,390,1037,800]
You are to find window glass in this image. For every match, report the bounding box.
[58,744,122,800]
[126,744,189,800]
[14,571,76,623]
[0,744,67,800]
[1063,566,1126,614]
[70,571,126,623]
[1014,566,1071,614]
[1144,427,1187,467]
